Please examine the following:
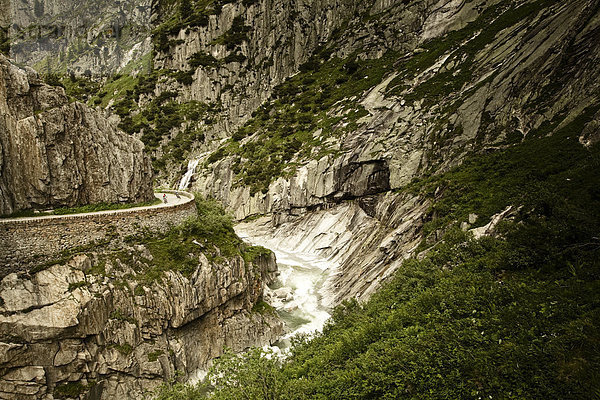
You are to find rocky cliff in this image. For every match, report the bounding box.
[0,244,282,399]
[4,0,152,77]
[0,55,154,215]
[146,0,487,183]
[10,0,594,306]
[154,0,365,129]
[193,0,600,217]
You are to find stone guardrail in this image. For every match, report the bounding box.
[0,191,197,278]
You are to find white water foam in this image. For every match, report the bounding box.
[235,228,335,351]
[178,159,200,190]
[187,225,336,384]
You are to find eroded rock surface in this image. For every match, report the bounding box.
[237,192,430,305]
[0,250,282,399]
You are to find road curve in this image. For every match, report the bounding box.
[0,191,194,223]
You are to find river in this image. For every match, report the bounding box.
[187,222,334,383]
[234,224,334,352]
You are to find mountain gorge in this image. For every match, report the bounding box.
[180,0,600,305]
[0,0,599,398]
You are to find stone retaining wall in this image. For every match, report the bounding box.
[0,192,197,278]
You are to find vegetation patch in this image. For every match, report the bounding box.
[205,50,399,194]
[189,51,220,69]
[68,281,89,291]
[153,105,600,399]
[54,381,92,399]
[108,342,134,356]
[212,15,251,50]
[46,73,101,103]
[251,299,275,315]
[148,350,165,362]
[117,196,271,284]
[109,309,137,325]
[242,245,271,263]
[407,104,600,247]
[0,26,9,56]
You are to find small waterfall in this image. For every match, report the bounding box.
[178,159,200,190]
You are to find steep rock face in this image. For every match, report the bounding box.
[237,192,430,305]
[155,0,488,135]
[194,0,600,219]
[0,250,283,399]
[5,0,152,77]
[147,0,376,184]
[0,55,154,214]
[155,0,364,129]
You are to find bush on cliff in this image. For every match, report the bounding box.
[125,195,264,283]
[178,195,243,257]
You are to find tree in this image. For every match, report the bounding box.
[180,0,192,20]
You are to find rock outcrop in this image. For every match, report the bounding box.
[0,55,154,215]
[0,248,283,399]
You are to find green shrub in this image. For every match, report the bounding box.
[54,382,88,398]
[0,27,9,56]
[224,53,247,64]
[148,350,164,362]
[174,70,194,85]
[189,51,219,69]
[43,73,65,88]
[214,15,251,50]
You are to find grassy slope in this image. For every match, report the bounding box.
[154,106,600,399]
[94,196,267,284]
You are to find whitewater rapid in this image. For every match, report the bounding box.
[234,226,334,350]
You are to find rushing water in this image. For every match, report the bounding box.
[235,227,334,351]
[178,159,200,190]
[188,226,334,384]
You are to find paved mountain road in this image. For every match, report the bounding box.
[0,192,193,223]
